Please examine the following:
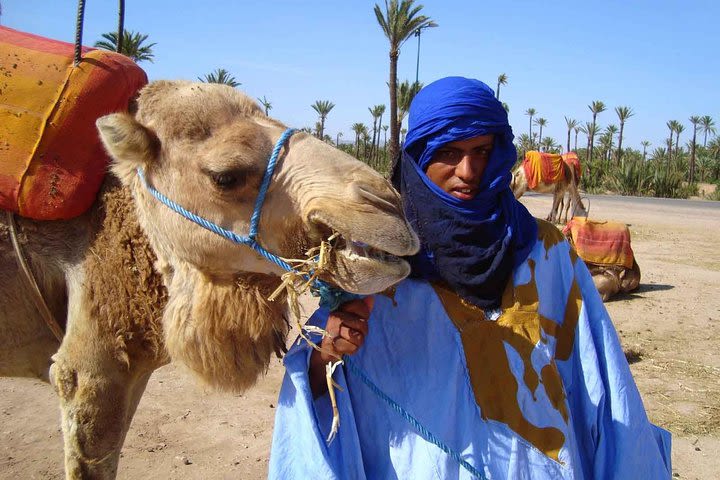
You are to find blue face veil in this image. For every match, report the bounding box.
[391,76,538,309]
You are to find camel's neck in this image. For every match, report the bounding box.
[90,178,290,390]
[162,263,288,392]
[83,178,169,366]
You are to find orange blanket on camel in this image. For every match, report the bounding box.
[561,151,582,179]
[563,217,635,269]
[522,151,565,189]
[0,26,147,220]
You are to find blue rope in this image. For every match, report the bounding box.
[137,168,294,272]
[344,356,488,480]
[249,127,295,239]
[136,127,359,308]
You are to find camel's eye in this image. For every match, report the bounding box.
[206,169,246,190]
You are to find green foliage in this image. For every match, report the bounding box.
[94,30,156,63]
[199,68,240,87]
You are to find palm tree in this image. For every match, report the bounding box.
[564,117,578,153]
[573,126,581,151]
[351,123,367,158]
[382,125,389,150]
[94,30,156,63]
[516,133,533,156]
[534,118,548,149]
[374,104,386,163]
[311,100,335,140]
[540,136,560,153]
[525,108,536,149]
[674,123,685,159]
[397,80,422,132]
[257,96,272,116]
[603,125,619,162]
[701,115,716,147]
[496,73,508,100]
[614,106,634,163]
[689,116,702,183]
[336,131,343,147]
[587,100,606,162]
[368,105,385,165]
[641,141,651,161]
[581,122,598,178]
[199,68,240,87]
[374,0,436,162]
[666,121,677,160]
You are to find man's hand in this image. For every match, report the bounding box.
[309,297,374,397]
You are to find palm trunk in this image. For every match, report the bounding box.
[496,82,501,100]
[574,131,578,151]
[370,118,378,168]
[388,50,399,164]
[528,117,533,149]
[319,118,325,141]
[566,128,571,153]
[375,116,383,165]
[617,122,624,165]
[690,127,697,183]
[538,126,543,149]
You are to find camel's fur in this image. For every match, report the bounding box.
[511,160,586,224]
[0,81,419,479]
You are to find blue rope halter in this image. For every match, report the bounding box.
[137,127,358,310]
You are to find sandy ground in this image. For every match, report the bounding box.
[1,194,719,479]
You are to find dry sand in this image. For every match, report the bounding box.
[1,194,719,479]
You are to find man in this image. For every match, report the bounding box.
[269,77,671,479]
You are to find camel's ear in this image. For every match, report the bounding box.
[97,113,160,184]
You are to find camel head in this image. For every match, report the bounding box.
[96,81,418,295]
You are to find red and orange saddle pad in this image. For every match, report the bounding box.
[522,151,565,189]
[0,26,147,220]
[563,217,634,269]
[561,152,582,179]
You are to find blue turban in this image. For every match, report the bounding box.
[393,77,537,309]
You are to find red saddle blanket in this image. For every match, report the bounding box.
[563,217,634,269]
[522,151,565,190]
[561,152,582,179]
[0,26,147,220]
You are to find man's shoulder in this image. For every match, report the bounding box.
[534,218,567,246]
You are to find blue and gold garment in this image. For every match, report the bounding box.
[269,221,671,479]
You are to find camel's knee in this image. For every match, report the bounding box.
[51,353,143,479]
[619,260,641,292]
[592,271,620,301]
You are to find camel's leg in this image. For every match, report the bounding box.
[49,275,156,480]
[619,259,641,293]
[50,346,153,480]
[591,269,620,301]
[547,187,563,223]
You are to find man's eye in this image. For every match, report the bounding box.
[437,150,458,161]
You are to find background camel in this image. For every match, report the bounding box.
[511,151,585,223]
[0,81,419,479]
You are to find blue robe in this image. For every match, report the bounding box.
[269,222,671,479]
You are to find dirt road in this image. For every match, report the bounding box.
[1,194,718,479]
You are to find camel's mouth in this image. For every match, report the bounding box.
[307,216,414,294]
[335,237,403,264]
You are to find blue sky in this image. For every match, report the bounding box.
[4,0,719,150]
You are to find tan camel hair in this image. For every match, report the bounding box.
[0,81,419,479]
[510,160,586,224]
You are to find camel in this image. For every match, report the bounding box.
[563,217,641,301]
[0,81,419,479]
[511,151,586,224]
